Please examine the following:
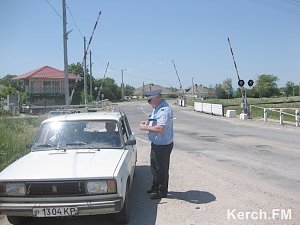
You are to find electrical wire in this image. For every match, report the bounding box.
[66,4,84,38]
[249,0,300,15]
[45,0,63,20]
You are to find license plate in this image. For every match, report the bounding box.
[33,207,78,217]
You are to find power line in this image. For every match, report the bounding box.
[66,4,84,38]
[250,0,300,15]
[45,0,63,20]
[280,0,300,6]
[88,54,180,86]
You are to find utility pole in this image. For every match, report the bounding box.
[142,82,145,98]
[121,68,127,100]
[83,37,87,106]
[62,0,69,107]
[192,77,195,98]
[89,50,93,96]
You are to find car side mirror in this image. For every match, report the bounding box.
[125,139,136,146]
[125,135,136,146]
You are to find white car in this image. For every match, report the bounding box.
[0,111,137,224]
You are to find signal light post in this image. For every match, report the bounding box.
[238,79,254,115]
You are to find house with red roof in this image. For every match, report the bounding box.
[13,66,79,106]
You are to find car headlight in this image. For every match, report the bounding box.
[86,180,117,194]
[0,182,26,196]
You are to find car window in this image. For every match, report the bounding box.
[120,115,132,142]
[32,120,122,150]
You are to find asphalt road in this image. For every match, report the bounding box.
[1,101,299,225]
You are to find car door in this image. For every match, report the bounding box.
[120,116,137,181]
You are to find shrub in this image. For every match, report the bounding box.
[0,116,43,171]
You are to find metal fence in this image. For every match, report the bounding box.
[250,105,300,127]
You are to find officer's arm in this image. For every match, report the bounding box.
[140,124,165,133]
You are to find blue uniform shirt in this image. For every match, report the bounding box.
[148,100,173,145]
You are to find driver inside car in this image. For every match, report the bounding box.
[95,121,121,147]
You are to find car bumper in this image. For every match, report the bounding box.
[0,198,123,217]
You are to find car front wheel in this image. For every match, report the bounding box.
[7,216,27,225]
[114,181,130,224]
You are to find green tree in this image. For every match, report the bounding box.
[255,74,279,98]
[0,86,17,99]
[68,63,84,91]
[215,83,226,99]
[124,84,135,97]
[0,74,18,89]
[68,62,98,104]
[20,91,30,104]
[68,63,85,104]
[284,81,295,98]
[94,77,121,102]
[246,86,257,98]
[234,88,242,98]
[68,63,84,75]
[295,83,300,96]
[222,78,233,99]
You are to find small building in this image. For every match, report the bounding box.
[133,84,178,98]
[184,85,215,99]
[12,66,78,106]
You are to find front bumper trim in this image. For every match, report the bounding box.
[0,198,123,217]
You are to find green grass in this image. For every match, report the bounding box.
[0,116,43,171]
[187,96,300,122]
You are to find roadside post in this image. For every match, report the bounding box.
[264,108,268,122]
[280,109,284,125]
[296,110,299,127]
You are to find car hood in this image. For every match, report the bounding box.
[0,149,125,181]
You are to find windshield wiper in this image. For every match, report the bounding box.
[62,142,101,151]
[35,144,56,148]
[66,141,87,146]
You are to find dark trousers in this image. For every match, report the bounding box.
[150,142,173,195]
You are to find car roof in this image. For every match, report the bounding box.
[42,111,123,124]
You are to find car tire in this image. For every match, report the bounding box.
[7,216,27,225]
[114,180,130,224]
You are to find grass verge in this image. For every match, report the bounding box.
[0,116,44,171]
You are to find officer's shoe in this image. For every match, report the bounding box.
[146,187,156,194]
[150,192,167,200]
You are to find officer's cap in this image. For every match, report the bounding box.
[144,89,162,101]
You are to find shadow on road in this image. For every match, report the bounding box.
[168,190,216,204]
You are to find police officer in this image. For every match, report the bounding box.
[139,89,174,199]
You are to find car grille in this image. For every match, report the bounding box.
[26,181,85,196]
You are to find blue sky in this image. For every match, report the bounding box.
[1,0,299,89]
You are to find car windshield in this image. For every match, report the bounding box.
[32,120,122,151]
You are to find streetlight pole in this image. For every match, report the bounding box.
[192,77,195,98]
[121,68,127,100]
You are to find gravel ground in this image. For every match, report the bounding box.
[133,137,299,225]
